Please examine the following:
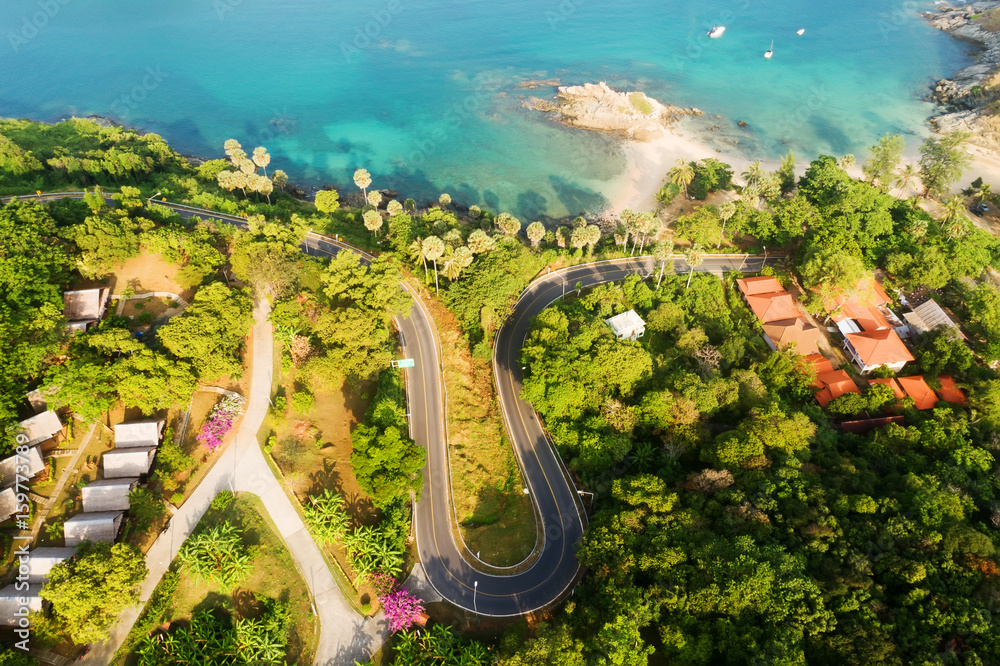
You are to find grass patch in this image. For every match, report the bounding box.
[629,91,655,116]
[977,7,1000,32]
[421,295,537,567]
[111,493,316,665]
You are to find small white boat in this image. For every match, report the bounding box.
[764,40,774,59]
[797,28,805,35]
[707,25,726,38]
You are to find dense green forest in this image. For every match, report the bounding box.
[4,118,1000,665]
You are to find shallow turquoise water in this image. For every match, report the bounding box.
[0,0,973,217]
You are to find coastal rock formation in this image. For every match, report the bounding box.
[524,81,703,142]
[924,2,1000,150]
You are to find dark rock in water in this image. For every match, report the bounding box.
[737,120,749,128]
[322,184,339,191]
[290,186,306,197]
[454,203,469,212]
[380,189,398,198]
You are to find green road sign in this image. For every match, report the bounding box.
[395,358,415,368]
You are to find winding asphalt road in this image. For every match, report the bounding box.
[5,192,773,623]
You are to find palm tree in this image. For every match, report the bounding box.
[441,247,461,281]
[256,174,273,204]
[741,161,765,192]
[973,181,992,204]
[454,245,473,271]
[668,159,695,199]
[386,199,403,216]
[584,224,601,256]
[496,212,521,236]
[654,240,675,289]
[938,194,965,235]
[422,236,445,295]
[239,158,256,175]
[353,168,372,202]
[526,221,545,249]
[439,193,452,209]
[894,163,918,197]
[223,138,241,156]
[570,225,587,252]
[466,229,495,254]
[684,243,705,289]
[252,146,270,176]
[363,209,383,237]
[637,213,658,255]
[839,154,856,170]
[409,238,428,280]
[216,170,236,193]
[367,190,383,208]
[718,201,736,248]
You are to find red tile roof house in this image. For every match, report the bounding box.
[814,369,861,408]
[870,376,938,410]
[936,376,967,405]
[823,281,914,374]
[736,276,824,355]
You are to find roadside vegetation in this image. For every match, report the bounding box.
[111,492,315,665]
[5,118,1000,664]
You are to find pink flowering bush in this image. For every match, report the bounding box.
[368,570,397,598]
[196,395,245,452]
[381,588,425,633]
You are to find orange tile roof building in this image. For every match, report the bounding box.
[868,376,939,410]
[736,276,785,296]
[936,376,967,405]
[814,369,861,408]
[844,329,914,375]
[762,317,825,356]
[745,292,803,323]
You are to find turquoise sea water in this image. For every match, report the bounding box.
[0,0,974,218]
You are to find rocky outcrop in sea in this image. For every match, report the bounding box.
[523,81,704,142]
[924,2,1000,150]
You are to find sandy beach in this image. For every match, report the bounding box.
[610,123,1000,217]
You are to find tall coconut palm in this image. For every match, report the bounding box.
[467,229,495,254]
[442,228,463,248]
[718,201,736,248]
[217,170,236,193]
[229,147,247,168]
[272,170,288,192]
[454,245,473,271]
[741,161,765,192]
[939,195,969,241]
[684,243,705,289]
[257,176,274,204]
[363,210,383,237]
[239,158,256,175]
[232,171,249,197]
[570,226,587,252]
[353,168,372,202]
[409,238,428,280]
[441,247,462,281]
[637,212,658,255]
[223,138,242,156]
[422,236,445,295]
[894,163,918,197]
[668,159,695,199]
[654,240,675,289]
[619,209,637,250]
[252,146,271,176]
[555,226,570,249]
[386,199,403,216]
[439,193,452,209]
[367,190,383,208]
[584,224,601,256]
[839,154,856,170]
[973,181,992,204]
[526,221,545,249]
[496,212,521,236]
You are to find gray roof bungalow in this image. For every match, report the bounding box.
[114,419,165,449]
[0,445,45,489]
[102,447,156,478]
[63,511,123,546]
[0,488,16,523]
[26,547,76,584]
[81,478,139,512]
[0,584,43,626]
[16,410,62,446]
[904,300,965,339]
[63,288,110,332]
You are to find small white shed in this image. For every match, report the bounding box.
[604,310,646,341]
[16,410,62,446]
[0,584,43,626]
[102,447,157,478]
[81,478,139,512]
[0,445,45,490]
[114,419,164,449]
[63,511,123,546]
[26,547,77,583]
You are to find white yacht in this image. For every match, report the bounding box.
[707,25,726,38]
